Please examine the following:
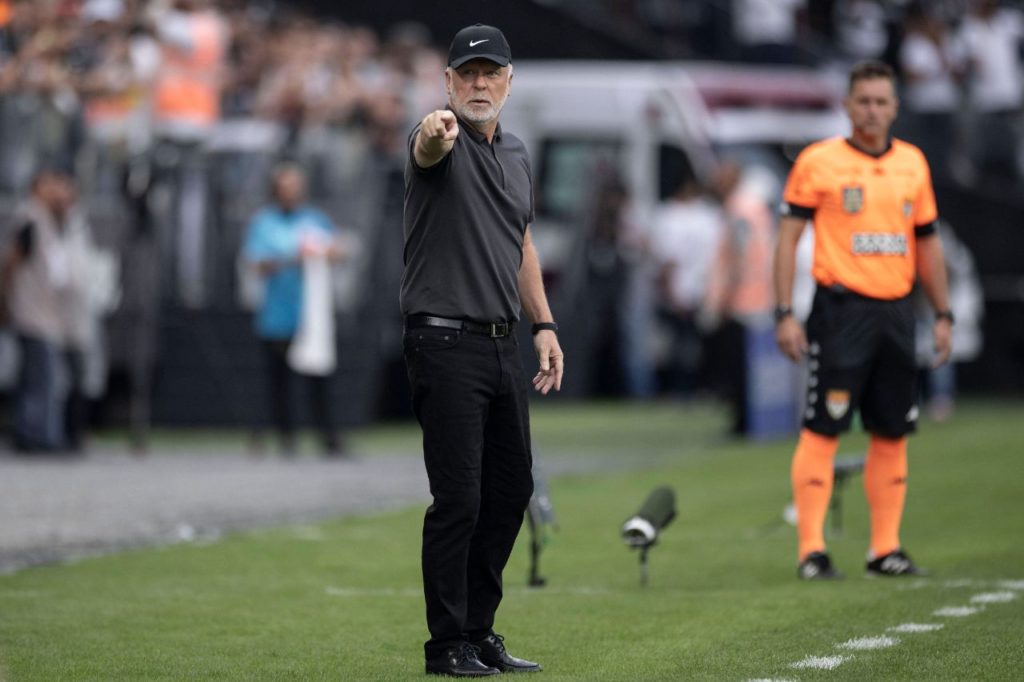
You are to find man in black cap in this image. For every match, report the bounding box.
[402,23,561,677]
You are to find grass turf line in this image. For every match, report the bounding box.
[1,399,1023,680]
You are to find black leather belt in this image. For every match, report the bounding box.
[406,314,516,338]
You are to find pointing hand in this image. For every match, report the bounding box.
[422,110,459,142]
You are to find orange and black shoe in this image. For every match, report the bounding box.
[798,551,843,580]
[866,549,928,577]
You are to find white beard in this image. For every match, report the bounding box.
[455,90,509,126]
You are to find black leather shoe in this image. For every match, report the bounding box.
[425,644,500,677]
[472,634,543,673]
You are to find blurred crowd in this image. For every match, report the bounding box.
[0,0,1004,451]
[0,0,446,192]
[0,0,450,453]
[564,0,1024,187]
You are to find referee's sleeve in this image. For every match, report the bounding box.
[779,202,815,220]
[781,150,818,219]
[914,220,938,238]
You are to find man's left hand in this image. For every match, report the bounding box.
[532,330,563,395]
[932,318,952,367]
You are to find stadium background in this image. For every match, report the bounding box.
[0,0,1021,437]
[1,2,1023,680]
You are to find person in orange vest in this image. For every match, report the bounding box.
[703,161,777,435]
[151,0,228,142]
[78,5,161,171]
[147,0,229,306]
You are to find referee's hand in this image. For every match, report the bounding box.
[932,317,952,368]
[775,316,808,362]
[532,330,563,395]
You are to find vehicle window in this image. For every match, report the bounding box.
[537,138,622,220]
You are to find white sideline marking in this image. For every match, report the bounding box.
[970,591,1017,604]
[761,577,1024,680]
[791,655,851,670]
[933,606,982,617]
[748,678,797,681]
[888,623,944,633]
[837,636,899,651]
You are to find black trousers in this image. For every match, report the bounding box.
[261,339,338,452]
[404,326,534,660]
[706,318,748,435]
[64,349,87,452]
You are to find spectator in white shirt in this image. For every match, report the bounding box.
[957,0,1024,181]
[732,0,810,64]
[649,171,723,397]
[897,3,967,179]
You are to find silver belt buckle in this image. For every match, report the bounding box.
[490,322,508,338]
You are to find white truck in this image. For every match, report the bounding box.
[500,60,848,275]
[500,61,847,430]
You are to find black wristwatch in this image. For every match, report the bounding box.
[531,322,558,335]
[773,305,794,324]
[935,309,955,324]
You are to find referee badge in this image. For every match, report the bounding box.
[903,200,913,218]
[842,186,864,214]
[825,389,850,420]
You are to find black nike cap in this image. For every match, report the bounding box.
[447,24,511,69]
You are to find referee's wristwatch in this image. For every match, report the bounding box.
[934,309,955,325]
[531,321,558,335]
[773,305,794,324]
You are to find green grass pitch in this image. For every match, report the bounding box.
[1,399,1023,680]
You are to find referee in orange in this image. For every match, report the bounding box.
[774,61,953,580]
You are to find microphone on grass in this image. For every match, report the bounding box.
[621,486,677,586]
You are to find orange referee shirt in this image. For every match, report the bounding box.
[782,136,938,300]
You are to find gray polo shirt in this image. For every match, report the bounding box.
[400,114,534,322]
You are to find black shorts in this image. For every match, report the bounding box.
[803,286,918,438]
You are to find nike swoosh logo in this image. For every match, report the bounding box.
[469,39,489,47]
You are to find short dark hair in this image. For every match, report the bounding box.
[30,166,73,193]
[269,161,305,193]
[848,60,895,93]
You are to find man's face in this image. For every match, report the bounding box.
[446,58,512,126]
[34,173,74,214]
[845,77,898,140]
[274,169,305,209]
[52,175,75,213]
